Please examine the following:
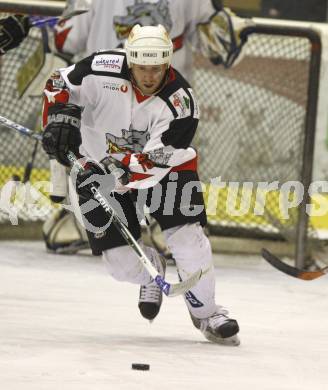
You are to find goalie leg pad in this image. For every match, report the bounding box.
[42,208,89,254]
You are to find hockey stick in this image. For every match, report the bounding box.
[22,138,39,183]
[67,152,203,297]
[0,115,43,183]
[0,115,42,142]
[261,248,328,281]
[0,114,204,297]
[30,9,89,28]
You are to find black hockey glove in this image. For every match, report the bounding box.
[0,15,30,55]
[75,157,131,202]
[42,103,82,167]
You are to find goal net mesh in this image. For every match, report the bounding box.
[193,27,319,247]
[0,18,52,223]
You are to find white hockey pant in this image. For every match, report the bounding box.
[164,223,218,319]
[102,222,220,319]
[102,244,159,285]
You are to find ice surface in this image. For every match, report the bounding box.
[0,241,327,390]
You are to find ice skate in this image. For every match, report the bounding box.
[190,311,240,346]
[138,254,166,321]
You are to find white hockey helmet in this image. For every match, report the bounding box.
[125,24,173,67]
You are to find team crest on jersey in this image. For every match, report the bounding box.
[147,148,173,166]
[169,88,192,119]
[113,0,172,40]
[106,125,150,154]
[91,54,124,73]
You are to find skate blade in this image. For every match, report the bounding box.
[203,331,240,346]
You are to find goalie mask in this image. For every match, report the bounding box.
[125,24,173,68]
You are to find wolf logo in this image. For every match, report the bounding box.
[106,125,150,154]
[113,0,173,40]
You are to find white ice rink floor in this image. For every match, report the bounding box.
[0,240,327,390]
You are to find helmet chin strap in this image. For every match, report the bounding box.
[130,67,171,97]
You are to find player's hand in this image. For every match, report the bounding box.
[75,157,131,201]
[0,15,30,55]
[42,103,82,167]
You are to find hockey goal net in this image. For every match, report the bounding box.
[192,24,322,264]
[0,10,68,226]
[0,19,52,223]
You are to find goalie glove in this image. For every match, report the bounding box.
[198,8,253,68]
[75,156,131,201]
[0,15,30,55]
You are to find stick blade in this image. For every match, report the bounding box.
[297,269,326,281]
[166,269,202,297]
[261,248,326,281]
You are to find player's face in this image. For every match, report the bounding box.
[131,64,167,95]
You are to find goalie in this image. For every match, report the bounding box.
[41,24,240,345]
[54,0,249,78]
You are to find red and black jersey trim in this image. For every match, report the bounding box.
[55,27,72,52]
[155,69,199,150]
[157,69,196,119]
[161,115,198,150]
[172,34,184,52]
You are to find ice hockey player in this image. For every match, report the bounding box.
[41,24,240,345]
[45,0,249,325]
[0,15,30,55]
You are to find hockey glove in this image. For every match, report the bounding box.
[75,156,131,201]
[0,15,30,55]
[42,103,82,167]
[198,8,252,68]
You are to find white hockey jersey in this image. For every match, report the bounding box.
[44,50,200,190]
[55,0,222,81]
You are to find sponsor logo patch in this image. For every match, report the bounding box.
[169,88,191,119]
[92,54,124,73]
[102,82,129,93]
[48,113,80,128]
[94,230,106,239]
[143,52,157,57]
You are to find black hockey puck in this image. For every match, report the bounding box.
[131,363,150,371]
